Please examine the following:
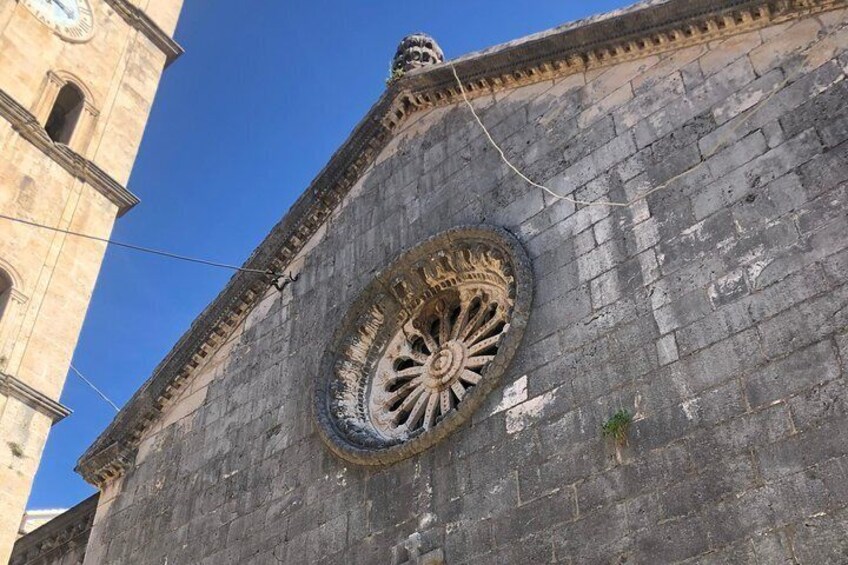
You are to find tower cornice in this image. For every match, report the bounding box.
[0,371,71,423]
[0,89,140,216]
[103,0,184,67]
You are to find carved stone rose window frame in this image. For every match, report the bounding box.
[314,225,533,466]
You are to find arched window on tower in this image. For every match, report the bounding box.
[44,83,85,145]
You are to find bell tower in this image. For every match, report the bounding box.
[0,0,183,561]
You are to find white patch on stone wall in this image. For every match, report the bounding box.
[629,200,651,224]
[680,219,706,239]
[656,334,679,366]
[649,278,677,335]
[244,288,278,332]
[418,512,436,530]
[506,389,557,434]
[490,375,528,416]
[136,435,155,464]
[681,398,699,421]
[714,87,770,123]
[578,408,588,436]
[707,269,747,305]
[637,249,660,286]
[715,236,737,254]
[737,245,766,268]
[633,394,645,421]
[746,259,771,289]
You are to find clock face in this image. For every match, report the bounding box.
[22,0,95,42]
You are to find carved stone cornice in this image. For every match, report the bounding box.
[9,494,98,565]
[385,0,848,129]
[0,371,71,423]
[0,89,139,216]
[103,0,183,66]
[77,0,848,486]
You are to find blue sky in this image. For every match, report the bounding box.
[30,0,634,508]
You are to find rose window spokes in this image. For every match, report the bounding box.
[371,290,509,437]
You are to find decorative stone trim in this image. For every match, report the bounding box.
[387,0,848,131]
[0,88,139,216]
[103,0,183,67]
[315,226,533,465]
[0,371,71,423]
[392,33,445,74]
[8,288,27,305]
[77,0,847,485]
[9,494,98,565]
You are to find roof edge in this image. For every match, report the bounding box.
[77,0,847,486]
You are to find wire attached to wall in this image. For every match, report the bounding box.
[0,213,298,291]
[69,363,120,412]
[448,20,846,211]
[2,213,300,413]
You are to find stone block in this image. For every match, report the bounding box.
[729,172,806,234]
[711,68,785,127]
[757,284,848,359]
[787,376,848,433]
[576,444,689,514]
[657,454,755,523]
[695,127,823,220]
[634,57,756,148]
[699,30,762,77]
[549,501,633,561]
[674,300,753,356]
[578,83,633,129]
[779,78,848,142]
[790,505,848,565]
[749,17,822,75]
[744,339,840,409]
[697,60,842,158]
[614,72,685,132]
[757,418,848,481]
[656,333,679,365]
[631,45,706,94]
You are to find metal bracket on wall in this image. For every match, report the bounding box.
[269,271,299,293]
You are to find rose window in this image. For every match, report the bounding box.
[314,226,533,465]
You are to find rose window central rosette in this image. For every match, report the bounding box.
[314,226,533,465]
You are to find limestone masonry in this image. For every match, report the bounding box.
[0,0,183,563]
[12,0,848,563]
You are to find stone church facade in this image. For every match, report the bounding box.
[14,0,848,563]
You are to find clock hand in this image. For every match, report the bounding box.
[50,0,75,18]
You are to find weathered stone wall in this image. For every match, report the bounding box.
[0,0,183,561]
[87,9,848,564]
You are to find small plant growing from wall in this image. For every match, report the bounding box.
[386,66,405,86]
[602,409,633,447]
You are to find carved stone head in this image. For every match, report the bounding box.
[391,33,445,73]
